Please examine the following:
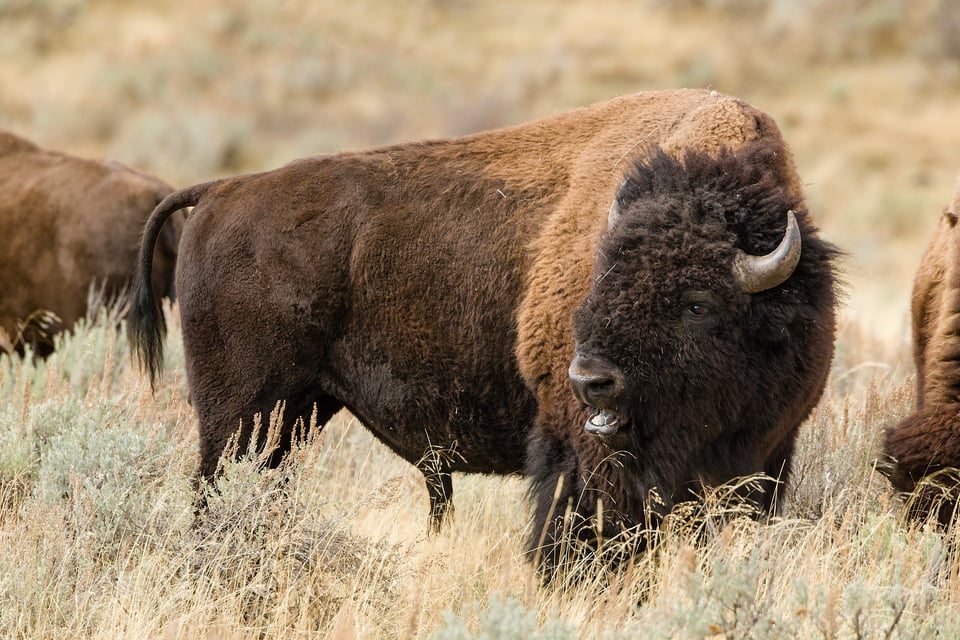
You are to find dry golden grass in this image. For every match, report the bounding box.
[2,0,960,637]
[0,309,957,639]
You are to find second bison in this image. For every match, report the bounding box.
[882,174,960,525]
[129,89,840,574]
[0,131,182,356]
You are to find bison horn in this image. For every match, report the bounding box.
[732,210,801,293]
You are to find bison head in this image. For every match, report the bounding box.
[566,143,839,522]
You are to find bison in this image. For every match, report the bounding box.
[0,130,182,357]
[129,89,839,574]
[881,175,960,525]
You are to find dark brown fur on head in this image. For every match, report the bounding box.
[526,142,840,572]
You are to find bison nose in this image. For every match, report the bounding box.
[568,355,625,408]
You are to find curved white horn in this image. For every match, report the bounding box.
[732,210,802,293]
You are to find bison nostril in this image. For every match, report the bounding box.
[585,377,617,401]
[568,356,625,407]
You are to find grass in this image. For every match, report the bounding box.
[0,307,955,639]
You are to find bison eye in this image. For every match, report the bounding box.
[687,303,712,317]
[680,290,722,327]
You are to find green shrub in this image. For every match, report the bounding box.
[431,596,577,640]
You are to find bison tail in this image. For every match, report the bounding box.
[128,181,213,387]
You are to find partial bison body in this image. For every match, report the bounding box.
[0,131,182,356]
[129,89,839,573]
[882,175,960,525]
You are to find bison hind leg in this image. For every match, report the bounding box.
[195,394,344,493]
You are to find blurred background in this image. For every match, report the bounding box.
[2,0,957,350]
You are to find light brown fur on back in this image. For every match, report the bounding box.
[908,176,960,408]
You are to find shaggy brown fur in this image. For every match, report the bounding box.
[128,89,838,575]
[0,130,182,356]
[882,175,960,525]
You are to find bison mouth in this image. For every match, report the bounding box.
[569,353,630,439]
[584,407,626,438]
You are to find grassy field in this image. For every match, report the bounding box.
[0,303,951,639]
[2,0,960,637]
[0,304,953,638]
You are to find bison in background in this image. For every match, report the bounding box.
[129,89,840,576]
[0,131,182,357]
[882,175,960,526]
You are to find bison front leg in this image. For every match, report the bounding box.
[525,428,666,581]
[415,445,455,530]
[524,430,610,579]
[759,435,797,515]
[526,464,646,581]
[527,472,581,578]
[421,466,453,531]
[881,404,960,526]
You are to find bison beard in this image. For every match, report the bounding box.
[127,90,839,579]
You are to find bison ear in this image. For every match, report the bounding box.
[607,198,621,231]
[607,179,630,231]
